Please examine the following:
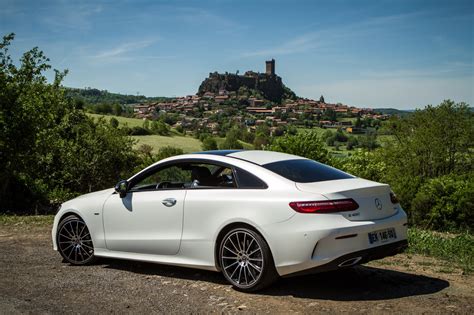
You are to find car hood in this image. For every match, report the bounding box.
[72,188,115,201]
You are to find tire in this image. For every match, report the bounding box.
[219,227,278,292]
[56,215,97,265]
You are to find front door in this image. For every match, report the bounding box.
[103,164,191,255]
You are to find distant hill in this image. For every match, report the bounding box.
[373,108,413,116]
[64,87,169,105]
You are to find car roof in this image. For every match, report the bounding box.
[194,150,305,165]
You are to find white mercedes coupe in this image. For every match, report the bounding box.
[52,150,408,291]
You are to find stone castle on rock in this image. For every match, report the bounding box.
[197,59,295,103]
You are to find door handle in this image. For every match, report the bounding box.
[162,198,177,207]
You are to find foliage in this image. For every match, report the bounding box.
[346,136,358,150]
[267,131,331,164]
[219,127,243,149]
[0,33,137,213]
[339,150,387,182]
[65,87,168,105]
[411,175,473,231]
[339,101,473,231]
[150,120,170,136]
[110,117,119,128]
[128,126,152,135]
[202,137,218,151]
[386,100,473,178]
[322,108,337,121]
[135,145,184,172]
[407,228,473,273]
[253,124,271,149]
[358,130,379,150]
[379,101,473,219]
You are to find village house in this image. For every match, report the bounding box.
[215,95,229,104]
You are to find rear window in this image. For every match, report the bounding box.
[262,159,354,183]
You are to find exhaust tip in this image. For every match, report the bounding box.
[338,256,363,267]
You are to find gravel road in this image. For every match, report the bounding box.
[1,225,472,314]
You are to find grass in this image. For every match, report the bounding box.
[132,135,203,153]
[0,214,54,226]
[407,228,473,274]
[88,113,146,128]
[86,114,202,153]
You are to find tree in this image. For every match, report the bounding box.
[110,117,119,128]
[387,101,473,178]
[358,131,378,151]
[150,120,170,136]
[112,103,123,116]
[155,146,184,161]
[267,131,331,164]
[323,108,337,121]
[319,95,325,103]
[202,137,218,151]
[0,33,137,213]
[376,100,474,230]
[335,129,348,142]
[220,127,243,149]
[346,136,358,150]
[253,124,270,149]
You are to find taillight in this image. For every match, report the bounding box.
[390,191,399,204]
[289,199,359,213]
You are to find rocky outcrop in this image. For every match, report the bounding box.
[198,71,294,103]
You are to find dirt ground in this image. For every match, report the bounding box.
[0,225,473,314]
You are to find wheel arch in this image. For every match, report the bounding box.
[214,222,275,271]
[58,211,84,223]
[53,208,88,251]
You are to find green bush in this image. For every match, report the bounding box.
[220,127,243,149]
[202,137,218,151]
[411,175,474,231]
[129,126,152,135]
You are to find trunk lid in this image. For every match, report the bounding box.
[296,178,397,221]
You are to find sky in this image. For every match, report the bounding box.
[1,0,473,109]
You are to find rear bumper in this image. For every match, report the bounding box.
[283,239,408,277]
[265,208,408,276]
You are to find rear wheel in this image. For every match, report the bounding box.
[219,227,278,292]
[57,215,96,265]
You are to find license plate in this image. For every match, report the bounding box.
[368,228,397,245]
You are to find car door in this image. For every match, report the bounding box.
[102,163,190,256]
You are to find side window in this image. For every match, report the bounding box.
[190,164,236,188]
[129,165,192,191]
[234,168,267,189]
[128,161,240,191]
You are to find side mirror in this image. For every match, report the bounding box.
[114,180,129,198]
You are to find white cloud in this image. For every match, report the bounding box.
[91,39,158,60]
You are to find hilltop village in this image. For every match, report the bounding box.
[131,60,388,136]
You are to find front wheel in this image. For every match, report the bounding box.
[57,215,97,265]
[219,227,278,292]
